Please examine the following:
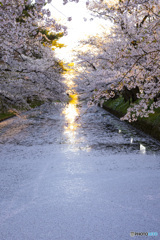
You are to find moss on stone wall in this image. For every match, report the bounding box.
[103,97,160,142]
[0,99,44,122]
[0,112,15,122]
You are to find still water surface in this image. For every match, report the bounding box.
[0,96,159,154]
[0,96,160,240]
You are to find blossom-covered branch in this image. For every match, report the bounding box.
[0,0,67,112]
[74,0,160,122]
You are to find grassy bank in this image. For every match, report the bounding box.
[0,112,15,122]
[0,99,44,122]
[103,96,160,142]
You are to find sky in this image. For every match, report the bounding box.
[47,0,110,61]
[49,0,97,40]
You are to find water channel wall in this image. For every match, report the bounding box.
[103,96,160,142]
[0,98,44,122]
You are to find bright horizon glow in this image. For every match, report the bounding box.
[47,0,111,61]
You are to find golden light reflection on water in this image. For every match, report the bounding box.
[62,93,91,152]
[63,94,80,143]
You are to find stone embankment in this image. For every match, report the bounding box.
[103,97,160,142]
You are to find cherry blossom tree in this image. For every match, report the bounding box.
[74,0,160,122]
[0,0,67,112]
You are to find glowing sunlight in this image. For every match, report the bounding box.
[63,94,79,131]
[62,93,81,147]
[48,0,110,61]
